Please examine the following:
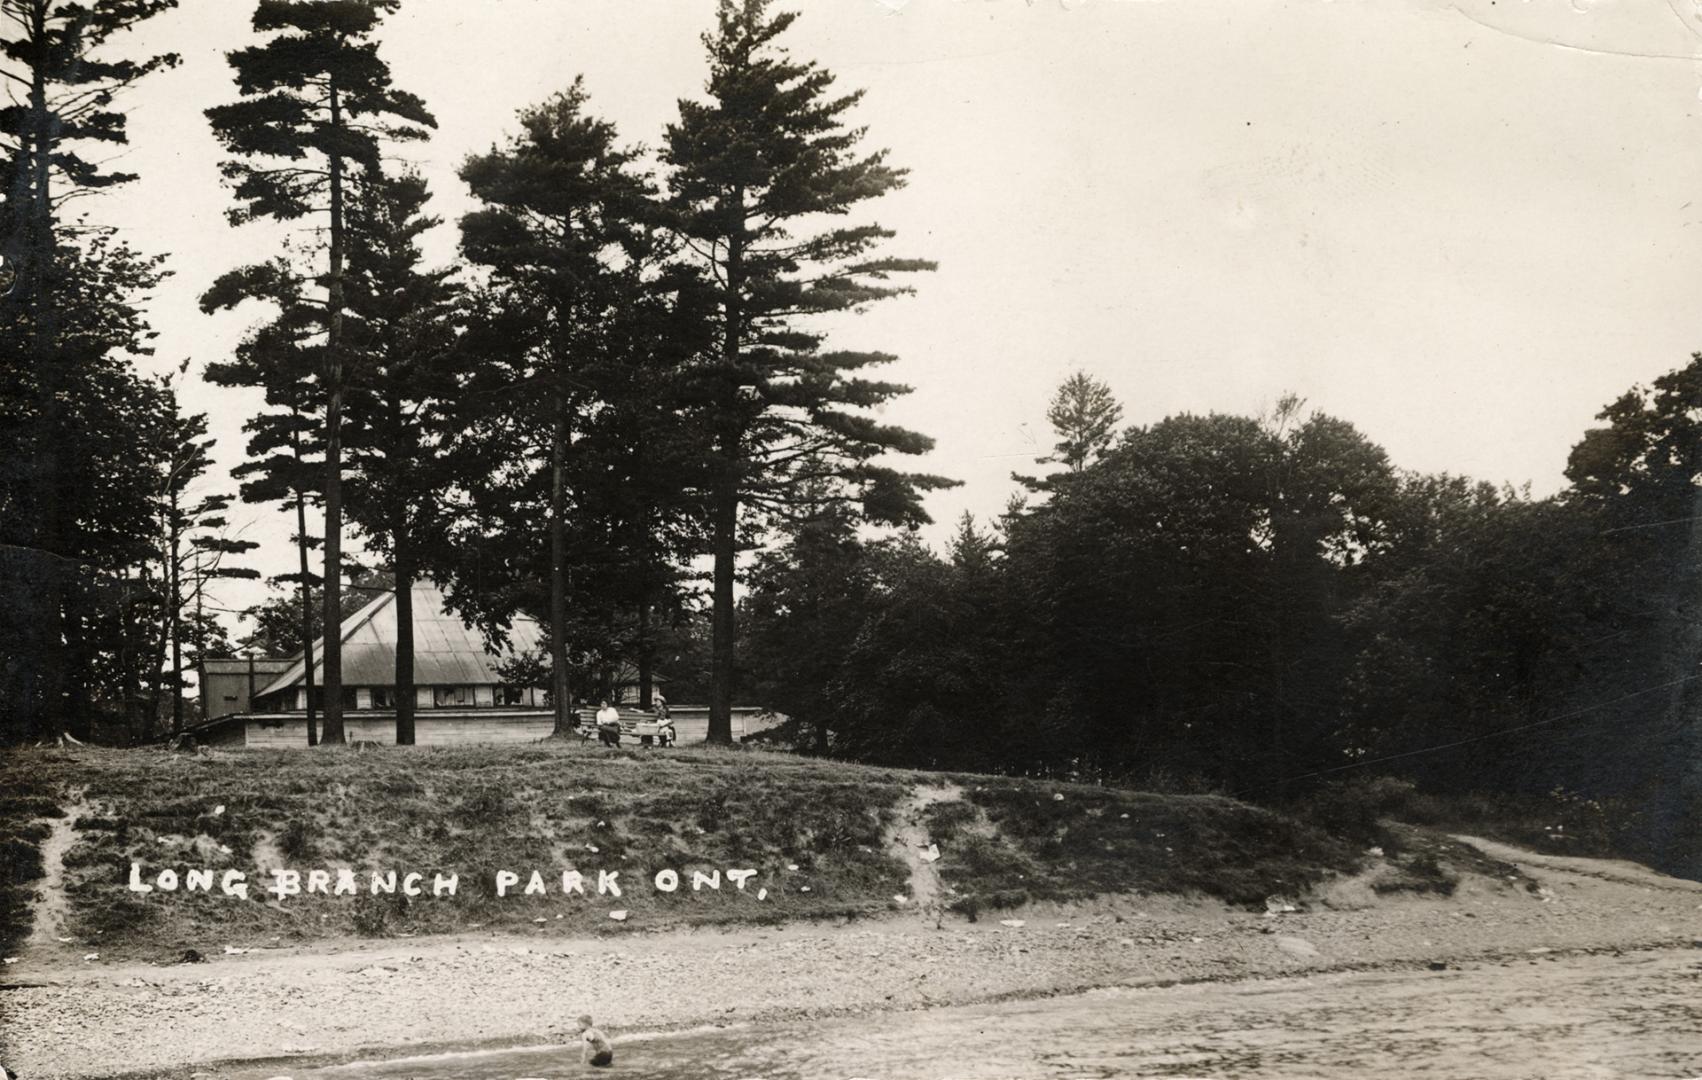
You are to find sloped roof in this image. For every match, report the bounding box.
[201,658,295,675]
[257,580,544,697]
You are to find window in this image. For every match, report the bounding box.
[500,686,527,706]
[434,686,469,707]
[371,688,395,709]
[307,687,360,710]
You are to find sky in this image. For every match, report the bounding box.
[68,0,1702,633]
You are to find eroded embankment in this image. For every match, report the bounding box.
[4,836,1701,1080]
[0,745,1357,964]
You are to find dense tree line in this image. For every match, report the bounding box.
[0,0,258,742]
[739,368,1702,876]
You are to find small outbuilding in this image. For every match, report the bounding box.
[198,656,295,722]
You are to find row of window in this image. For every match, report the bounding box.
[280,686,545,710]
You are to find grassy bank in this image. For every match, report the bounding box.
[0,743,1359,963]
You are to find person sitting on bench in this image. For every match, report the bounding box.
[653,691,675,746]
[595,699,622,746]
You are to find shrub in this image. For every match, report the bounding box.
[0,795,63,819]
[0,832,46,886]
[351,891,410,937]
[278,818,315,862]
[921,800,979,841]
[1298,776,1416,847]
[456,785,517,826]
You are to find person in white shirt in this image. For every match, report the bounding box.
[595,699,621,746]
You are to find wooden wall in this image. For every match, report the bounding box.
[243,712,558,749]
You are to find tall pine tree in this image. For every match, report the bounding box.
[203,255,327,743]
[151,386,260,734]
[342,170,462,744]
[663,0,951,743]
[2,0,179,297]
[451,81,689,731]
[206,0,435,744]
[1013,371,1124,493]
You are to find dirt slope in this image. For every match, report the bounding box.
[4,829,1700,1080]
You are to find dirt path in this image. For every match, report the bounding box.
[883,782,962,915]
[24,793,84,951]
[1456,834,1702,894]
[4,839,1701,1079]
[234,949,1702,1079]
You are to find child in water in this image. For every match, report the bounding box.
[575,1014,614,1068]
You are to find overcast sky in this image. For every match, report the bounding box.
[83,0,1702,630]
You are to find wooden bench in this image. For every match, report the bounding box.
[575,708,675,747]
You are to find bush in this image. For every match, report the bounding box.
[0,795,63,819]
[457,785,518,825]
[0,832,46,886]
[278,818,315,862]
[921,800,979,841]
[1297,776,1416,847]
[351,890,410,937]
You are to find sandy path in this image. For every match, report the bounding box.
[238,949,1702,1079]
[3,839,1700,1079]
[23,801,83,950]
[883,781,961,915]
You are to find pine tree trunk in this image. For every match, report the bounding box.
[145,566,167,740]
[62,586,89,739]
[637,595,653,711]
[550,404,572,734]
[390,382,417,745]
[320,80,347,746]
[295,486,318,746]
[707,208,745,747]
[394,548,416,746]
[22,0,64,742]
[118,570,140,741]
[169,488,183,734]
[707,458,737,746]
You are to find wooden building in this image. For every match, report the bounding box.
[192,580,556,747]
[198,656,295,722]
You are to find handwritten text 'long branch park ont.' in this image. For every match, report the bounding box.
[125,863,774,902]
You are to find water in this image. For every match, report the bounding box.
[248,988,1140,1079]
[240,950,1702,1079]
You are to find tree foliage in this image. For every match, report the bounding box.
[1014,370,1124,493]
[341,170,462,743]
[663,0,951,742]
[206,0,435,744]
[443,80,709,724]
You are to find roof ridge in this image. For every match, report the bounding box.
[255,586,402,698]
[251,578,540,700]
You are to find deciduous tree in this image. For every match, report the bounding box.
[0,0,178,741]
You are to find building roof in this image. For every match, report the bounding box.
[257,580,544,697]
[201,658,295,674]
